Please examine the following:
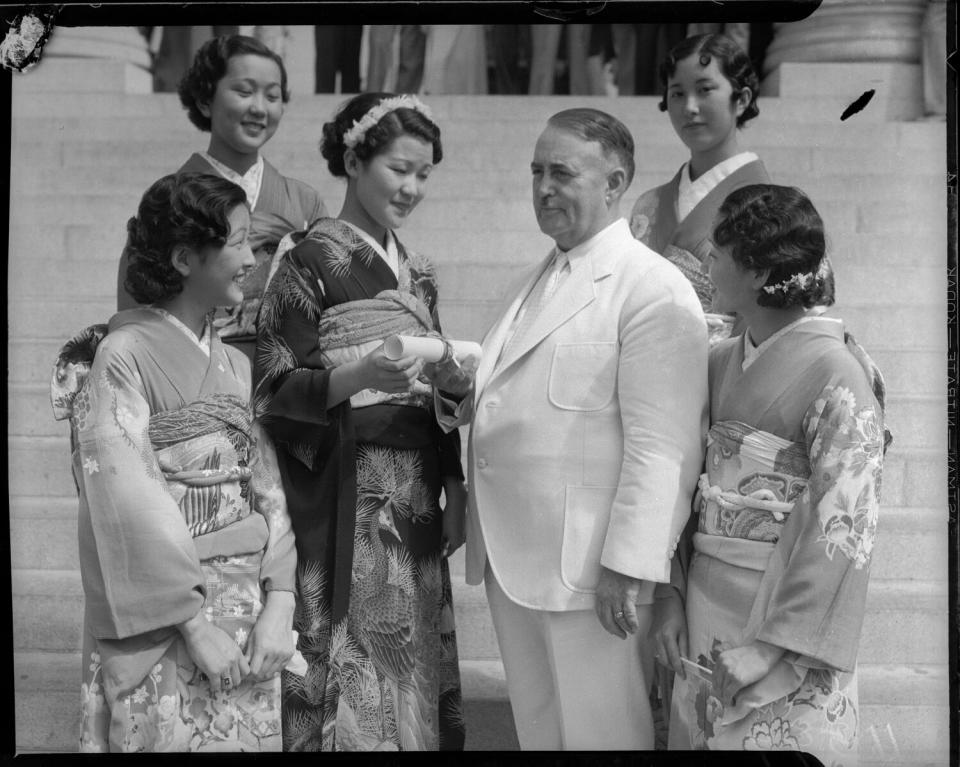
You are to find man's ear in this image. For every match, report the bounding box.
[170,245,193,278]
[198,100,212,120]
[605,166,629,205]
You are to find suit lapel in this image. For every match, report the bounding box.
[492,265,596,377]
[475,262,544,398]
[478,220,625,394]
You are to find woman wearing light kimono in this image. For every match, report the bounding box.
[117,34,328,360]
[53,172,297,751]
[254,93,471,751]
[629,33,769,343]
[650,184,885,764]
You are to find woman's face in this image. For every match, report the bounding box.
[666,53,745,157]
[352,135,434,233]
[185,204,255,309]
[707,240,756,315]
[201,54,284,161]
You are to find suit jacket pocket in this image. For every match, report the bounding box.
[548,342,617,411]
[560,485,617,593]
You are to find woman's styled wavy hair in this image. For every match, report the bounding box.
[319,92,443,178]
[712,184,831,309]
[123,172,248,304]
[658,33,760,128]
[178,34,289,132]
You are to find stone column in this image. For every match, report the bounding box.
[760,0,927,121]
[29,25,152,93]
[764,0,927,73]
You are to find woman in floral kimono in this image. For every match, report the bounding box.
[117,34,328,360]
[650,184,886,765]
[52,172,297,751]
[254,93,471,751]
[629,33,769,343]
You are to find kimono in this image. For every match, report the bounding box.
[50,308,297,752]
[254,218,465,751]
[116,154,328,359]
[629,156,770,325]
[667,316,885,766]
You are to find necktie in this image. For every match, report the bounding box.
[500,250,570,362]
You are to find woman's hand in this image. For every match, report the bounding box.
[650,589,688,678]
[177,611,250,694]
[713,639,785,706]
[359,345,424,394]
[245,590,296,682]
[440,478,467,557]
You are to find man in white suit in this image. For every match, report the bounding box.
[456,109,708,749]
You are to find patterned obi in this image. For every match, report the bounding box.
[149,394,255,539]
[697,421,810,544]
[318,289,437,411]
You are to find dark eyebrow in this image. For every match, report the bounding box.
[532,160,576,171]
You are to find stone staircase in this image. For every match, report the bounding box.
[8,57,949,762]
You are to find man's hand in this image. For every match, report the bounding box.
[595,566,647,639]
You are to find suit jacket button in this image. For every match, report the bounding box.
[477,458,488,469]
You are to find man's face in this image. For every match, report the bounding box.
[531,125,613,251]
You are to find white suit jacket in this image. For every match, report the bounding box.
[454,218,708,611]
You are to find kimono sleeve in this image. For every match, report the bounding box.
[248,419,297,592]
[254,241,335,445]
[74,332,205,640]
[752,368,883,672]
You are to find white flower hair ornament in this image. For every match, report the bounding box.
[342,95,434,150]
[762,258,829,295]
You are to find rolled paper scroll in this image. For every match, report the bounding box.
[382,334,482,364]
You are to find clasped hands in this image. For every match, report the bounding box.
[359,336,477,398]
[178,590,296,694]
[650,590,784,707]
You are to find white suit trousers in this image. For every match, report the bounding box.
[485,568,654,750]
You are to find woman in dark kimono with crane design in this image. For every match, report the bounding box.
[254,92,473,751]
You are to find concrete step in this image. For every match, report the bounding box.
[8,294,947,360]
[4,305,946,396]
[4,423,947,518]
[7,221,947,306]
[11,376,948,456]
[859,705,951,766]
[11,167,947,222]
[823,305,946,354]
[10,94,947,146]
[7,488,949,582]
[882,394,948,452]
[12,567,948,666]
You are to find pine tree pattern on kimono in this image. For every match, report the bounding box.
[254,218,465,751]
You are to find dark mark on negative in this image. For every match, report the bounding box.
[840,89,876,121]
